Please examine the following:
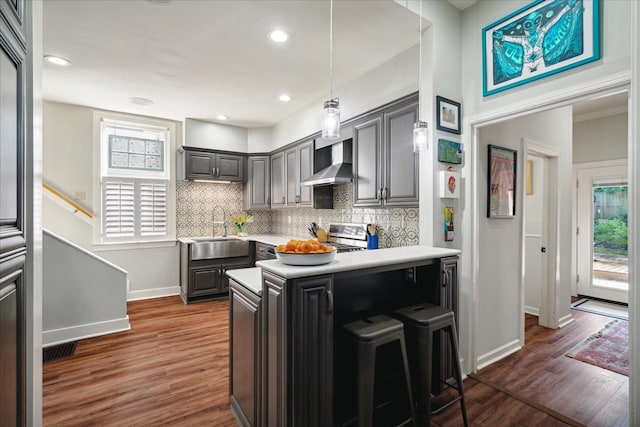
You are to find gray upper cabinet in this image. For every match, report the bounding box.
[273,138,314,208]
[183,148,245,182]
[244,156,271,209]
[270,152,285,208]
[353,94,419,207]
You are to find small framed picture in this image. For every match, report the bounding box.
[436,96,461,135]
[487,144,517,218]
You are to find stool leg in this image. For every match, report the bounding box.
[357,341,376,427]
[398,333,416,426]
[447,323,468,427]
[419,327,433,427]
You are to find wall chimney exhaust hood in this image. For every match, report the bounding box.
[301,139,353,186]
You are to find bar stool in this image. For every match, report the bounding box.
[343,314,416,427]
[394,303,468,427]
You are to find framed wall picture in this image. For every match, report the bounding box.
[488,145,517,218]
[438,139,463,164]
[439,170,460,199]
[482,0,601,97]
[436,96,461,134]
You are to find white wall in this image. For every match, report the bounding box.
[477,106,572,366]
[184,118,249,152]
[43,101,181,298]
[573,113,628,163]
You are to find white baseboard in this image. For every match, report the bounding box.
[558,313,575,328]
[127,286,181,301]
[43,316,130,347]
[524,305,540,316]
[476,339,521,371]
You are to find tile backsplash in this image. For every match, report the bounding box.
[177,181,419,248]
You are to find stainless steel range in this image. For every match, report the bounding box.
[325,223,369,252]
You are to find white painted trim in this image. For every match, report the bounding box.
[524,140,561,329]
[557,314,575,329]
[476,339,521,371]
[574,158,628,169]
[127,286,181,301]
[629,2,639,423]
[93,239,177,252]
[524,306,539,316]
[42,316,131,347]
[465,74,632,375]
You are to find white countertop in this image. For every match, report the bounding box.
[178,234,297,246]
[256,246,460,279]
[226,267,262,295]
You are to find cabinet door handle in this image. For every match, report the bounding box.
[282,197,285,205]
[295,195,300,204]
[442,270,448,287]
[377,188,382,200]
[326,290,334,314]
[382,187,388,200]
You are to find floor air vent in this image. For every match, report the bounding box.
[43,342,77,362]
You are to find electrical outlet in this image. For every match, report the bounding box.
[73,191,86,200]
[288,215,292,224]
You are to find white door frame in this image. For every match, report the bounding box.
[573,159,629,303]
[466,74,631,376]
[522,140,560,330]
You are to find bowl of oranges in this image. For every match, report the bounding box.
[275,239,336,266]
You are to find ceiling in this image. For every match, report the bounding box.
[43,0,428,128]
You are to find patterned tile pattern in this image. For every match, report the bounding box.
[176,182,419,248]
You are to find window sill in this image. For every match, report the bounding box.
[93,239,177,251]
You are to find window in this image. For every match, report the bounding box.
[97,116,174,244]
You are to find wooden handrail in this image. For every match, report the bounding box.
[42,183,94,219]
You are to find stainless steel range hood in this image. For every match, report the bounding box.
[301,139,353,186]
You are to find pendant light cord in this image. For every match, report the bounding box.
[418,0,422,122]
[329,0,334,101]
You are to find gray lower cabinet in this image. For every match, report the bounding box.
[184,148,245,182]
[263,271,333,427]
[353,94,419,207]
[245,156,271,209]
[229,278,262,427]
[180,248,252,303]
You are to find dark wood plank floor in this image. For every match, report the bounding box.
[43,297,629,426]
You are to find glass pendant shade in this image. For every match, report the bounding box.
[413,121,428,152]
[322,99,341,139]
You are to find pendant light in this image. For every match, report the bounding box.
[413,0,428,152]
[322,0,340,139]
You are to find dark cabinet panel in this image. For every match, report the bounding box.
[245,156,271,209]
[229,280,262,427]
[0,279,18,427]
[291,275,333,427]
[352,93,419,207]
[270,152,285,208]
[183,148,245,182]
[255,242,276,262]
[263,271,287,427]
[190,267,222,297]
[285,148,297,208]
[352,116,383,207]
[297,140,313,207]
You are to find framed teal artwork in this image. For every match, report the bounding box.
[482,0,600,97]
[438,139,462,164]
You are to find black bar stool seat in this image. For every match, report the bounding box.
[395,303,468,427]
[343,314,415,427]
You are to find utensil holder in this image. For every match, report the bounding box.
[367,235,379,250]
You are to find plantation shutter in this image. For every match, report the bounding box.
[103,180,135,238]
[140,181,168,236]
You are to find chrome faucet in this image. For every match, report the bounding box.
[212,206,227,237]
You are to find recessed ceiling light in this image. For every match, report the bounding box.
[279,94,292,102]
[217,115,229,121]
[269,30,289,43]
[129,97,154,106]
[44,55,71,66]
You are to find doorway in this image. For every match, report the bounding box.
[575,161,629,303]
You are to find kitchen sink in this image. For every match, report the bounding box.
[187,237,250,260]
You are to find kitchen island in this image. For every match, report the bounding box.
[229,246,460,427]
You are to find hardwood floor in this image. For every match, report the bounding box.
[43,297,629,426]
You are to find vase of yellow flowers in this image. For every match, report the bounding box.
[230,211,252,237]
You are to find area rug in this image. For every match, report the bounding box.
[565,320,629,376]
